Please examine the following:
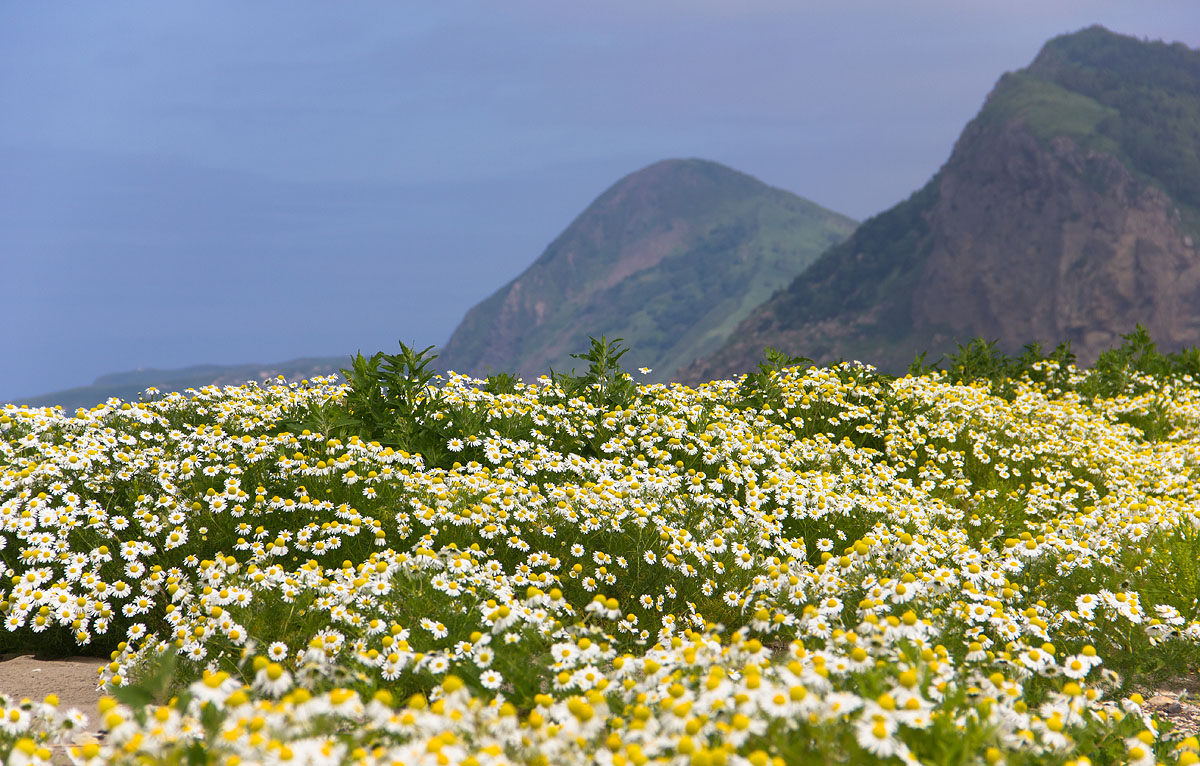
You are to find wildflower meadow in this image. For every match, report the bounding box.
[2,331,1200,765]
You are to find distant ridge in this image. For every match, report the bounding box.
[683,26,1200,382]
[436,158,856,382]
[9,356,350,411]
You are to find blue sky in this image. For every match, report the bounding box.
[2,1,1197,400]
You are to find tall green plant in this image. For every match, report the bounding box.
[283,341,449,459]
[343,342,446,449]
[910,337,1074,400]
[550,336,638,411]
[738,346,810,412]
[1081,324,1168,398]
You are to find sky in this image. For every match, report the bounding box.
[1,1,1197,401]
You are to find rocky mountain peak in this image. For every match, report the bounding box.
[436,159,856,382]
[682,27,1200,383]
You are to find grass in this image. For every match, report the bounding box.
[981,71,1121,152]
[2,336,1200,765]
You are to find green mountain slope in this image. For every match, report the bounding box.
[683,26,1200,382]
[436,159,857,383]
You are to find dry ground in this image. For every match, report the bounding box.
[0,653,106,765]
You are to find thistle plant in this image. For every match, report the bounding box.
[341,342,444,447]
[284,341,452,462]
[550,335,638,411]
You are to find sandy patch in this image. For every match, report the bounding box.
[0,653,106,715]
[0,653,107,764]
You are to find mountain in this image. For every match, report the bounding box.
[683,26,1200,383]
[9,357,350,411]
[435,158,857,383]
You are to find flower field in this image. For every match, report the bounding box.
[3,336,1200,765]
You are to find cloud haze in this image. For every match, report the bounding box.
[1,1,1196,399]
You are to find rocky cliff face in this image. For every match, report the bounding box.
[682,26,1200,383]
[436,158,856,382]
[914,121,1200,362]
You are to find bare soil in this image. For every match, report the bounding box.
[0,653,107,764]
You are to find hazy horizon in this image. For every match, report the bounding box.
[3,2,1197,401]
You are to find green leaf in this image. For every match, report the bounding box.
[111,649,177,711]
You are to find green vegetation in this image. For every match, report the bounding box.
[978,71,1121,151]
[1033,26,1200,214]
[772,178,939,335]
[548,335,639,413]
[4,331,1200,764]
[912,325,1200,410]
[436,158,857,384]
[967,26,1200,236]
